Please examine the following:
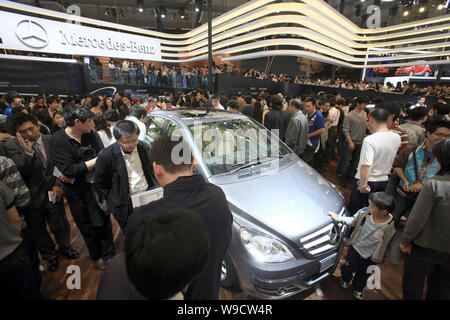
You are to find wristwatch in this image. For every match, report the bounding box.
[358,184,371,193]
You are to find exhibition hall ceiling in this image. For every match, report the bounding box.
[1,0,450,68]
[9,0,450,31]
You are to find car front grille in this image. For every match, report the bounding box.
[299,207,346,256]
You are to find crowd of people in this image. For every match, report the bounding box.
[244,67,450,100]
[89,58,238,89]
[0,86,449,301]
[5,48,450,100]
[259,91,450,299]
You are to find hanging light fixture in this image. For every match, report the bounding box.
[137,0,144,13]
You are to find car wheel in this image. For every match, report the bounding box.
[220,255,242,293]
[425,72,430,77]
[409,71,414,76]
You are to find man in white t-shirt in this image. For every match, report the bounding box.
[348,107,401,214]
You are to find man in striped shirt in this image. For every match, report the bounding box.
[373,103,410,196]
[0,155,30,210]
[379,103,410,152]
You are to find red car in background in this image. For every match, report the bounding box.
[395,65,433,76]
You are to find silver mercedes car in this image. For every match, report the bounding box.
[145,109,349,300]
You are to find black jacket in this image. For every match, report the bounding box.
[50,129,110,227]
[32,109,53,129]
[264,109,287,141]
[97,253,146,300]
[126,175,233,300]
[94,142,154,223]
[4,135,60,208]
[241,104,254,118]
[117,104,130,120]
[49,129,103,187]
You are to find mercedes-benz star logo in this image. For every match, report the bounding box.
[15,19,49,48]
[329,224,341,245]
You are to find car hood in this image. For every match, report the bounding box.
[211,159,344,243]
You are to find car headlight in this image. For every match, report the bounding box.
[239,227,294,263]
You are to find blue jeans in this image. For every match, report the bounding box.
[147,74,155,86]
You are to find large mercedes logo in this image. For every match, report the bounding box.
[15,19,49,48]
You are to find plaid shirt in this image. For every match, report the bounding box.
[0,156,30,209]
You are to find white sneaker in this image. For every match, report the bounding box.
[315,284,324,296]
[340,279,351,289]
[353,290,364,300]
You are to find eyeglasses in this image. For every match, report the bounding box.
[118,140,139,148]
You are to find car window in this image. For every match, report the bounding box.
[188,118,291,176]
[166,121,184,140]
[146,116,166,144]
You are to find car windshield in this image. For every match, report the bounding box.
[188,118,291,176]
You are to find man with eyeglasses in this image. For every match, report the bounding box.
[391,120,450,222]
[94,120,154,233]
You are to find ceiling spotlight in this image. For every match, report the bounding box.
[418,0,429,13]
[403,3,412,17]
[179,8,186,19]
[160,6,167,18]
[137,0,144,13]
[194,0,201,13]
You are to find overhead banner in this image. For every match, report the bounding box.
[0,11,162,61]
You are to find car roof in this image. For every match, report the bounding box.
[149,108,248,123]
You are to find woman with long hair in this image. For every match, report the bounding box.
[102,97,114,113]
[94,114,113,147]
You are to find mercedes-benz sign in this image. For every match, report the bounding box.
[15,19,49,49]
